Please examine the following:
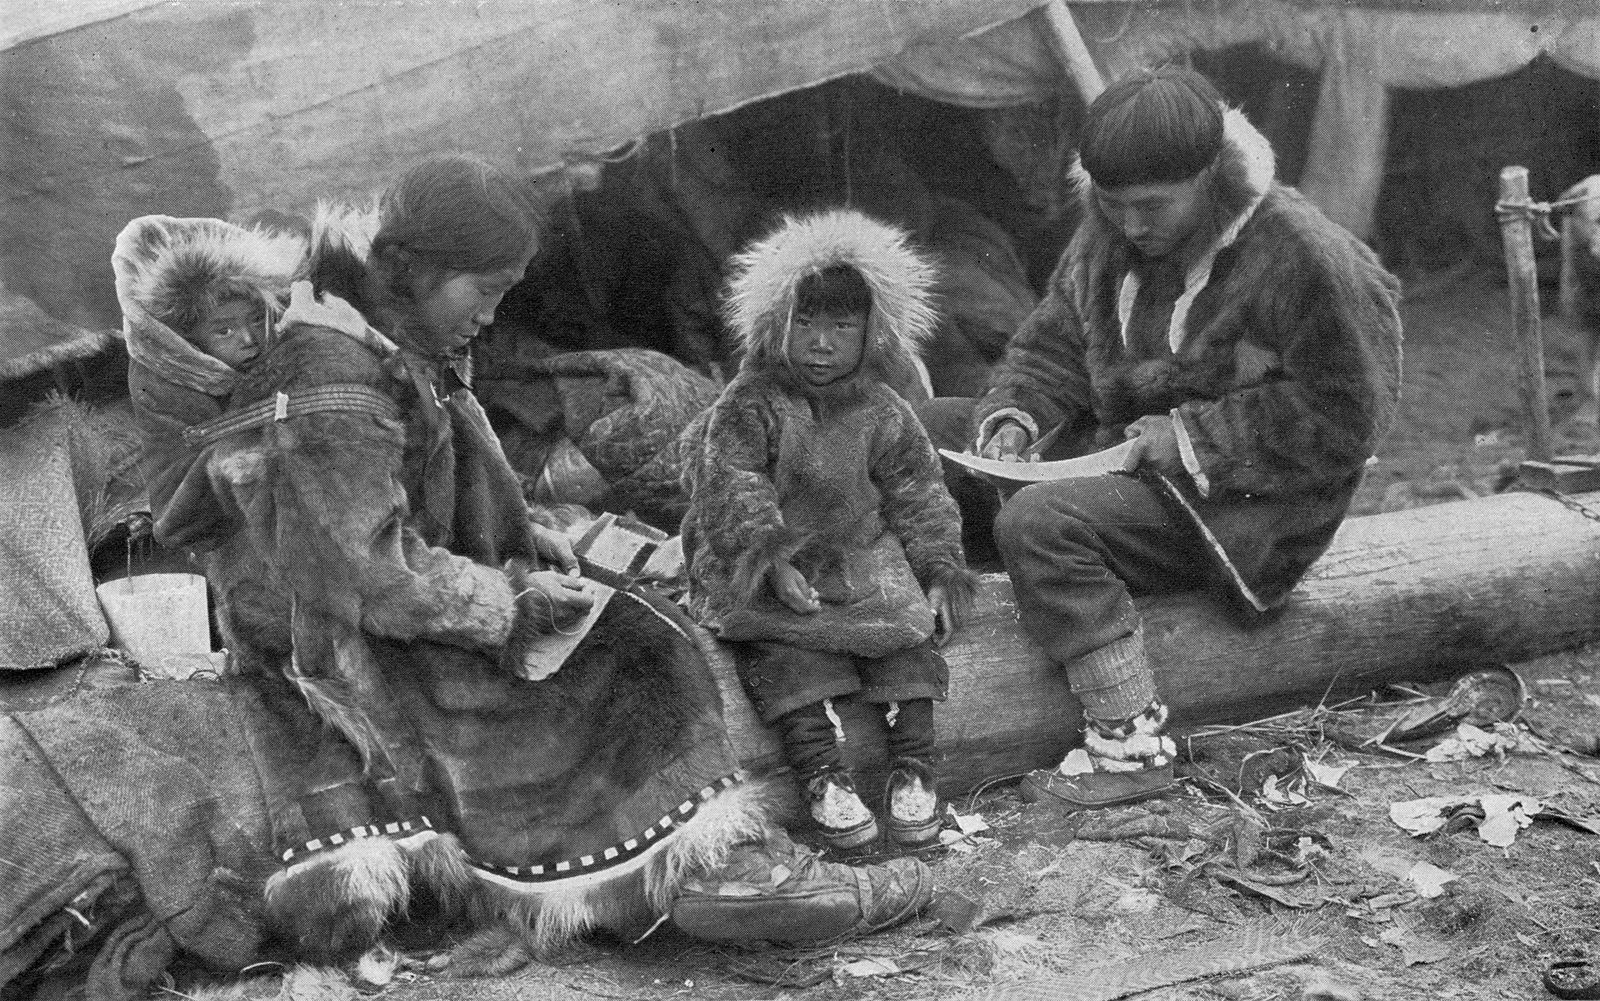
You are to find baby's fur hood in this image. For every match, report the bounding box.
[113,215,308,395]
[723,209,937,392]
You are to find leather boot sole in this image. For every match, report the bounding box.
[1017,764,1175,811]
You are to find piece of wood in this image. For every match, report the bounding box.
[1561,213,1581,324]
[710,489,1600,796]
[1499,166,1553,462]
[1039,0,1105,104]
[1519,460,1600,493]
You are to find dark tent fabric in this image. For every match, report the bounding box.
[0,0,1043,332]
[4,0,1597,334]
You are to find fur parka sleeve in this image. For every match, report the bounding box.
[970,254,1095,449]
[208,327,522,653]
[680,377,797,604]
[1171,233,1402,500]
[870,393,978,610]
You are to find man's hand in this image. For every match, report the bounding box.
[769,558,821,614]
[530,521,580,576]
[979,422,1034,463]
[1121,414,1182,474]
[927,584,956,647]
[521,570,594,632]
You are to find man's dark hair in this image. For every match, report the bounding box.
[1080,68,1225,189]
[795,264,872,317]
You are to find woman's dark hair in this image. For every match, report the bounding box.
[795,264,872,317]
[1079,68,1225,189]
[370,154,542,286]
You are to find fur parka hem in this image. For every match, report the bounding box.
[683,210,972,655]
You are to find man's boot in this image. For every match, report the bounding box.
[668,828,933,944]
[1018,626,1177,810]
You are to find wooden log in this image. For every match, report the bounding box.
[707,489,1600,796]
[1499,165,1553,462]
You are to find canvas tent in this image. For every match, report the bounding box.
[3,0,1598,338]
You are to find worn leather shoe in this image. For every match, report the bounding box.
[805,770,879,850]
[669,830,933,944]
[884,758,942,848]
[1017,762,1176,811]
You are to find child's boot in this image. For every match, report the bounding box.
[805,768,879,850]
[884,757,942,848]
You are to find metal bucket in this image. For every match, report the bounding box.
[95,573,211,678]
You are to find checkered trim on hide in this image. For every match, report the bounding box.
[1085,699,1168,742]
[468,772,742,883]
[279,816,434,864]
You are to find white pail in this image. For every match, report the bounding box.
[95,573,212,678]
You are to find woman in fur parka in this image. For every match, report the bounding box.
[111,158,934,987]
[959,69,1402,814]
[682,209,979,851]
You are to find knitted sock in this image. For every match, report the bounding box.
[1065,626,1157,722]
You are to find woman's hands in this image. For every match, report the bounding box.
[768,558,821,614]
[530,521,580,576]
[519,570,594,633]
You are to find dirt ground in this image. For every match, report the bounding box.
[212,270,1600,1001]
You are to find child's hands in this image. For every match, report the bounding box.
[769,558,821,614]
[928,584,956,647]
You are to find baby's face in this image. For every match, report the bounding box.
[194,299,266,368]
[788,308,866,386]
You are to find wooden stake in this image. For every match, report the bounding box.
[1040,0,1104,104]
[1561,211,1580,323]
[1499,165,1552,462]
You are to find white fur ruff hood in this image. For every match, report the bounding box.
[723,209,938,383]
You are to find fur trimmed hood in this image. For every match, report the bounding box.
[723,209,937,392]
[305,201,381,303]
[113,215,308,396]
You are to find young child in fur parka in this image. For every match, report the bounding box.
[681,209,979,851]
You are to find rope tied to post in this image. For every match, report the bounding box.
[1496,188,1600,243]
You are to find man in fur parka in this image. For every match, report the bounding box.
[961,69,1402,811]
[105,158,934,989]
[682,209,979,851]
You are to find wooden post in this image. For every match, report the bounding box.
[1039,0,1104,104]
[1561,211,1581,322]
[1499,166,1553,462]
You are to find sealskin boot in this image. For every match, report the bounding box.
[884,758,942,848]
[1018,699,1178,812]
[805,769,879,850]
[1018,761,1176,810]
[668,829,933,944]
